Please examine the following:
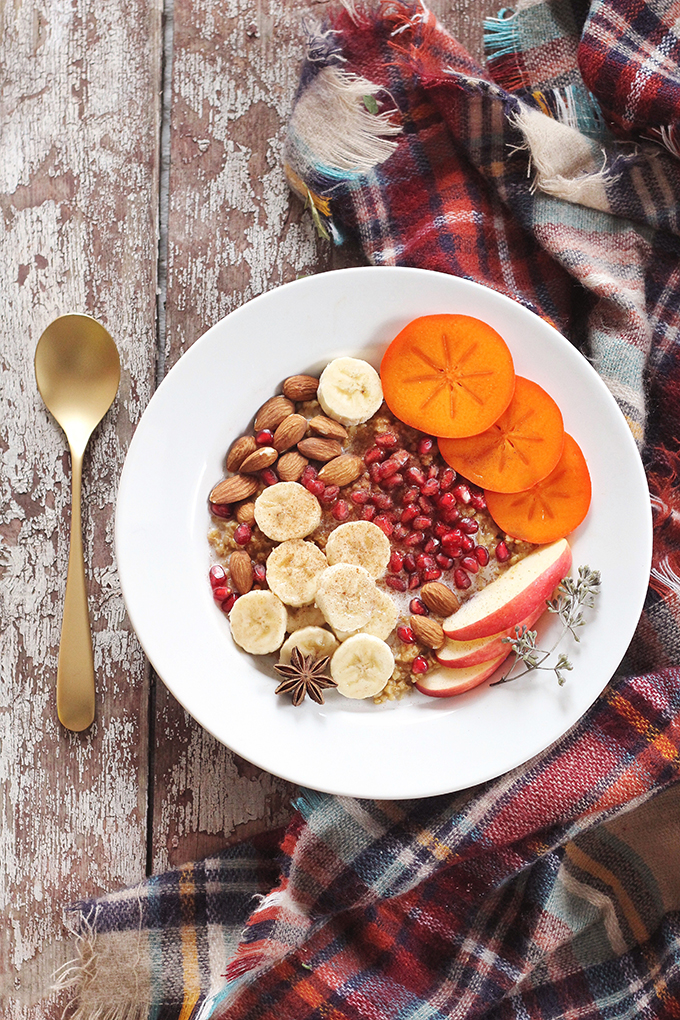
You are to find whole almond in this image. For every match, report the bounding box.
[254,395,295,432]
[230,550,253,594]
[282,374,319,401]
[209,474,259,505]
[297,437,343,462]
[410,615,445,649]
[317,454,364,487]
[420,581,460,617]
[239,446,278,473]
[277,451,308,481]
[236,501,256,524]
[273,413,307,452]
[308,414,348,441]
[226,435,257,472]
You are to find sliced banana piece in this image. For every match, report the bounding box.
[335,587,399,642]
[324,520,391,578]
[286,604,327,633]
[317,357,383,426]
[254,481,321,542]
[229,590,287,655]
[331,634,394,699]
[279,626,339,666]
[266,539,327,607]
[315,563,377,632]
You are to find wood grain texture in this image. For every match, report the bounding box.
[0,1,162,1015]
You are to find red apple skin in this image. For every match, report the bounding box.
[436,603,545,670]
[415,652,510,698]
[442,539,571,642]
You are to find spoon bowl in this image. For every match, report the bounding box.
[35,314,120,731]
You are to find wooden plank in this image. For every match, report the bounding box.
[0,1,162,1015]
[154,0,499,868]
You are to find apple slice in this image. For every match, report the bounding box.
[436,602,545,669]
[415,653,510,698]
[442,538,571,641]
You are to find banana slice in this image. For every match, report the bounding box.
[266,539,328,607]
[317,357,383,426]
[315,563,377,632]
[278,626,339,666]
[334,587,399,642]
[324,520,391,579]
[286,604,327,633]
[330,634,394,699]
[229,590,287,655]
[254,482,321,542]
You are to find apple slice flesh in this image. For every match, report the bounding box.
[443,539,571,641]
[436,602,545,669]
[415,653,510,698]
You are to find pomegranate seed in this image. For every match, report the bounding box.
[383,473,404,490]
[428,465,439,480]
[386,509,401,523]
[234,523,252,545]
[372,492,393,510]
[461,555,479,574]
[307,478,325,497]
[409,598,428,615]
[403,554,417,573]
[405,466,426,486]
[496,541,510,562]
[459,518,479,535]
[397,625,416,644]
[402,487,419,504]
[392,449,410,468]
[460,535,475,553]
[393,523,409,541]
[332,500,350,521]
[475,546,490,566]
[442,528,463,547]
[417,437,435,457]
[374,514,394,536]
[401,506,418,524]
[421,478,440,497]
[423,537,440,554]
[390,550,405,573]
[364,445,385,465]
[320,485,340,504]
[255,429,274,446]
[222,592,238,613]
[438,492,456,510]
[209,564,227,588]
[439,505,461,525]
[301,464,318,485]
[416,554,436,571]
[453,483,472,504]
[252,563,267,585]
[454,569,471,590]
[434,521,450,539]
[436,553,454,569]
[404,531,424,547]
[440,468,456,491]
[368,463,383,484]
[213,586,230,602]
[260,468,279,487]
[385,574,407,592]
[375,431,399,449]
[379,458,400,480]
[470,492,487,511]
[361,505,376,521]
[351,488,371,505]
[418,495,435,514]
[413,515,433,531]
[422,568,442,582]
[408,572,422,590]
[412,656,429,675]
[210,502,233,519]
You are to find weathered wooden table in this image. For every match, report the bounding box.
[1,2,496,1013]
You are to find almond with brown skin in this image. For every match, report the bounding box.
[236,501,256,524]
[317,454,364,486]
[230,550,254,594]
[209,474,259,505]
[272,413,307,452]
[277,451,308,481]
[307,414,348,441]
[420,581,460,617]
[297,437,343,462]
[254,395,295,432]
[226,435,257,472]
[410,615,445,650]
[239,447,278,473]
[282,374,319,401]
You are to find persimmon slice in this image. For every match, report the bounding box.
[485,434,591,543]
[438,377,564,492]
[380,314,515,438]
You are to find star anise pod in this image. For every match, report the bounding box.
[273,648,337,706]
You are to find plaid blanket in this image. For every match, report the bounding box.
[64,2,680,1018]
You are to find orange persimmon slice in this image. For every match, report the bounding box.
[380,314,515,438]
[485,434,591,543]
[438,377,564,493]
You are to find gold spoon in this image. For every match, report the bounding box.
[35,315,120,732]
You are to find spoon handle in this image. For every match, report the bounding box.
[57,449,95,731]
